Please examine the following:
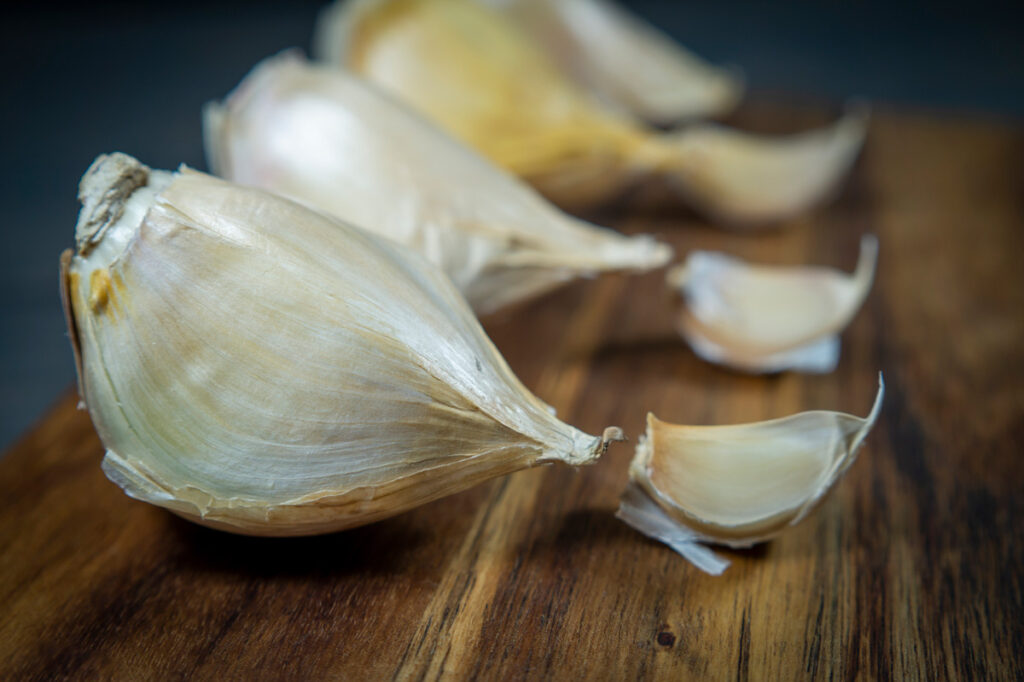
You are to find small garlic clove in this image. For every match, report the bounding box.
[63,153,623,536]
[667,235,878,374]
[486,0,743,124]
[664,106,869,224]
[205,51,671,314]
[315,0,863,221]
[617,377,884,574]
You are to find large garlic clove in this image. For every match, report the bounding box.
[62,153,623,537]
[204,52,671,314]
[667,235,878,374]
[617,377,884,574]
[664,106,869,225]
[314,0,639,211]
[484,0,743,124]
[314,0,864,221]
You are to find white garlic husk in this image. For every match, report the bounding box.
[203,52,672,314]
[60,153,623,536]
[617,377,884,574]
[664,106,869,225]
[668,235,878,374]
[480,0,743,124]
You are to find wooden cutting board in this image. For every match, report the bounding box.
[1,106,1021,680]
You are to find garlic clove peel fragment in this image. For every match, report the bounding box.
[478,0,743,124]
[617,376,884,574]
[62,152,623,536]
[668,235,878,374]
[663,105,869,225]
[204,52,671,314]
[314,0,864,221]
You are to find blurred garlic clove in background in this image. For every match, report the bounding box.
[663,105,869,225]
[314,0,866,222]
[667,235,878,373]
[205,52,671,314]
[483,0,743,124]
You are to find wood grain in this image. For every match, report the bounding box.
[1,105,1022,680]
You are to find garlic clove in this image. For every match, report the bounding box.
[62,152,623,536]
[485,0,743,124]
[314,0,636,189]
[617,377,884,573]
[667,235,878,374]
[314,0,863,221]
[663,106,869,225]
[204,51,671,314]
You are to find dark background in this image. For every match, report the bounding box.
[1,0,1021,450]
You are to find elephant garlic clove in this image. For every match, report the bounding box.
[617,377,884,574]
[204,51,671,314]
[486,0,743,124]
[313,0,640,189]
[315,0,863,221]
[664,106,869,224]
[62,152,623,537]
[668,235,878,374]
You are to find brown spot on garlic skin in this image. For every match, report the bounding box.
[88,269,111,313]
[656,630,676,647]
[85,268,127,319]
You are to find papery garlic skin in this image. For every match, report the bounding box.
[617,377,884,574]
[668,235,878,374]
[61,153,621,536]
[204,52,671,314]
[483,0,743,124]
[314,0,865,222]
[665,107,869,225]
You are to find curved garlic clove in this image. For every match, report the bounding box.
[314,0,863,221]
[485,0,743,124]
[667,235,878,374]
[664,106,869,225]
[204,52,671,314]
[617,377,884,574]
[62,153,623,536]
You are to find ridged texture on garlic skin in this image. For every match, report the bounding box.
[314,0,866,221]
[618,377,884,574]
[62,153,618,536]
[481,0,742,124]
[668,235,878,374]
[204,52,671,315]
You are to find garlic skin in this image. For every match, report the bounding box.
[204,52,671,314]
[61,153,622,536]
[314,0,865,221]
[665,107,869,225]
[617,377,884,574]
[668,235,878,374]
[482,0,743,124]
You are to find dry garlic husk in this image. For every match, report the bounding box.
[668,235,878,374]
[314,0,866,221]
[618,377,884,574]
[204,52,670,314]
[480,0,742,124]
[60,152,623,536]
[664,107,868,224]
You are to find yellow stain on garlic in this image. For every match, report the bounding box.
[87,268,125,319]
[88,268,111,313]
